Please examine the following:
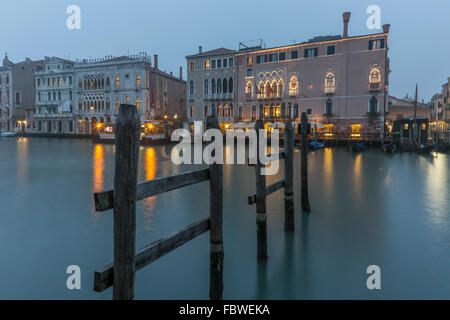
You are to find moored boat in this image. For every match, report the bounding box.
[347,142,366,152]
[0,132,17,137]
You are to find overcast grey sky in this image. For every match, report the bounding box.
[1,0,448,101]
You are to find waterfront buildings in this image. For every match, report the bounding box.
[74,53,186,134]
[429,77,450,131]
[186,12,390,139]
[32,57,76,134]
[236,12,390,139]
[0,54,44,132]
[186,47,236,130]
[386,95,430,132]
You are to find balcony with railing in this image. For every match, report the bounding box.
[325,86,335,95]
[369,82,382,92]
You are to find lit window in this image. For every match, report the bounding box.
[204,60,210,70]
[125,96,130,102]
[369,68,381,83]
[190,62,194,71]
[115,99,120,110]
[325,73,335,88]
[277,80,283,97]
[136,97,141,110]
[289,76,298,95]
[136,75,141,86]
[351,124,362,134]
[115,76,120,87]
[246,82,253,94]
[58,77,62,86]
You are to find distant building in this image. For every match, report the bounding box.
[32,57,76,134]
[186,47,236,130]
[429,77,450,131]
[442,78,450,122]
[235,12,390,138]
[386,95,430,132]
[73,53,186,135]
[0,54,44,132]
[430,93,443,122]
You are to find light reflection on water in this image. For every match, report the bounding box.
[1,138,450,299]
[142,147,157,229]
[92,144,105,193]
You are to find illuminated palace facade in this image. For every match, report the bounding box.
[235,12,390,138]
[74,54,186,135]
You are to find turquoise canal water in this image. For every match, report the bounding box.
[1,137,450,299]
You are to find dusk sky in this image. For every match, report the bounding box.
[1,0,448,101]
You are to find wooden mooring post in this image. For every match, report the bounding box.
[254,120,268,260]
[113,104,141,300]
[300,112,311,212]
[207,116,224,300]
[92,108,224,300]
[248,119,295,259]
[284,122,295,230]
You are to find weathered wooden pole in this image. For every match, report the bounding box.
[113,104,141,300]
[207,116,224,300]
[284,122,295,230]
[254,120,268,260]
[300,112,311,212]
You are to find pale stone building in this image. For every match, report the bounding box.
[33,57,76,134]
[0,54,44,132]
[186,47,236,129]
[74,53,186,134]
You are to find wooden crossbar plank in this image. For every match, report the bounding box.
[248,151,285,166]
[248,180,285,205]
[94,218,211,292]
[94,168,210,212]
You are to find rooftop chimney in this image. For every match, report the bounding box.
[170,71,173,76]
[383,24,391,33]
[199,46,202,54]
[179,66,183,80]
[153,54,158,70]
[343,12,351,38]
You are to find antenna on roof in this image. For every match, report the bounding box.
[239,39,265,52]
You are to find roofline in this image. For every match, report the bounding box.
[235,32,388,56]
[186,50,237,59]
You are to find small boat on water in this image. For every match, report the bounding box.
[348,142,366,152]
[0,132,17,137]
[416,143,434,154]
[141,121,171,145]
[382,142,396,153]
[308,141,324,150]
[92,124,115,144]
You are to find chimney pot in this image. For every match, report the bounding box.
[153,54,158,70]
[199,46,202,54]
[343,12,351,38]
[383,24,391,33]
[179,66,183,80]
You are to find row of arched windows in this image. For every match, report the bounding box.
[78,96,149,113]
[245,69,381,97]
[203,78,234,95]
[78,74,148,90]
[203,104,233,117]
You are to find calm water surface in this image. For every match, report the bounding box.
[1,137,449,299]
